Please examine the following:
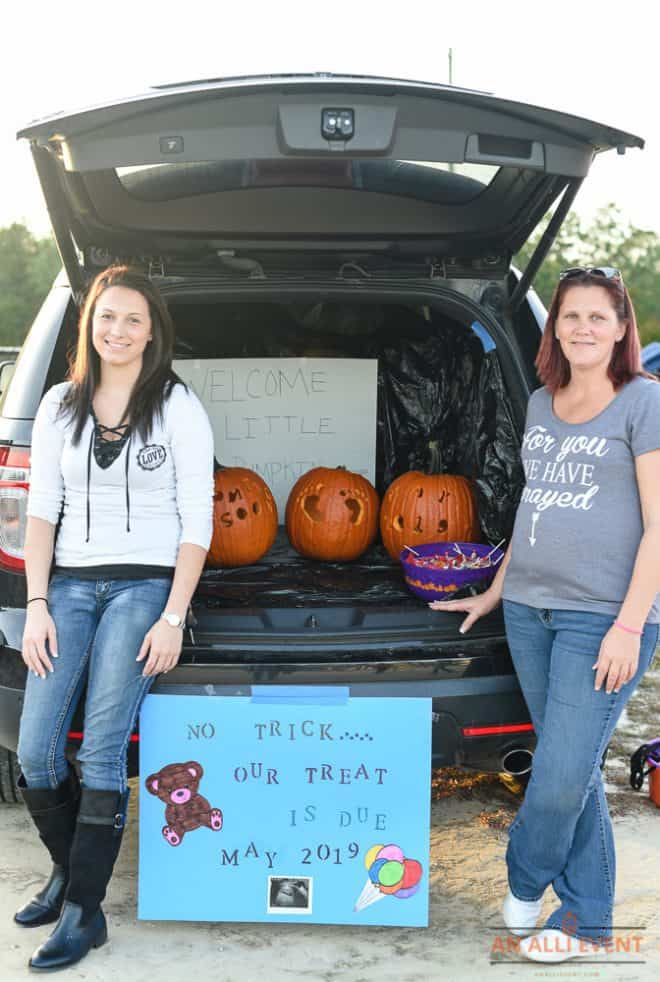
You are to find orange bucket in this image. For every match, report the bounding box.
[630,740,660,803]
[650,768,660,808]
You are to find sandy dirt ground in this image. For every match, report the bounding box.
[1,662,658,982]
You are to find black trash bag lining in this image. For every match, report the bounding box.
[168,299,524,607]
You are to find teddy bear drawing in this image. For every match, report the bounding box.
[145,761,223,846]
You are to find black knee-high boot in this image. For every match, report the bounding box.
[29,787,129,973]
[15,770,80,927]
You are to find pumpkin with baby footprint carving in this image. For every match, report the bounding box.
[286,465,379,561]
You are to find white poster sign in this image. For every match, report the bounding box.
[172,358,378,520]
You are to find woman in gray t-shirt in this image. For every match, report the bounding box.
[431,267,660,963]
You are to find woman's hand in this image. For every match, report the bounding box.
[592,626,640,694]
[22,603,58,679]
[137,620,183,677]
[428,589,500,633]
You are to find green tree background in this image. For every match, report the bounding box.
[516,204,659,346]
[0,224,60,346]
[0,206,658,347]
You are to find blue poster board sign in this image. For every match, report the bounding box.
[138,688,431,926]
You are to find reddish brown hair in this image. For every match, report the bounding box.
[534,272,655,393]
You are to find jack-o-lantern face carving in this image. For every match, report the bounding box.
[207,467,278,567]
[380,473,478,560]
[286,466,379,561]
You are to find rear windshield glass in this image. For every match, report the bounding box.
[116,159,498,205]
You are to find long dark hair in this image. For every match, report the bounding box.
[535,271,655,393]
[59,266,183,444]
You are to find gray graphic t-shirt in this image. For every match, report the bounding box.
[502,376,660,622]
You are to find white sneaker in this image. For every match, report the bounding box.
[502,889,543,936]
[520,929,609,963]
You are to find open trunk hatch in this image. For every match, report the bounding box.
[141,291,520,641]
[18,74,643,293]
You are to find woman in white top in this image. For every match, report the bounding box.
[15,266,214,972]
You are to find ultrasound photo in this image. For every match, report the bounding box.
[268,877,313,914]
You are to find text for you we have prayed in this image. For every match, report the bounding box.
[521,426,609,514]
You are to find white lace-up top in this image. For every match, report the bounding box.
[27,381,214,573]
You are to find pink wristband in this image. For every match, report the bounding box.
[614,620,642,636]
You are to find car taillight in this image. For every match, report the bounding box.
[0,445,30,573]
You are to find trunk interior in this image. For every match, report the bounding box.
[159,291,525,625]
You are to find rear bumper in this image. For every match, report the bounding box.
[0,648,534,773]
[151,663,535,770]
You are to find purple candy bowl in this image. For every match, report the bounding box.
[399,541,504,602]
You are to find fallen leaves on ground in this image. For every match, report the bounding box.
[431,767,523,802]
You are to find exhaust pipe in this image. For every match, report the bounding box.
[501,747,533,777]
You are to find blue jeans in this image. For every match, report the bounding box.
[502,600,659,945]
[18,575,171,793]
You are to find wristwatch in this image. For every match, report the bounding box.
[161,611,184,628]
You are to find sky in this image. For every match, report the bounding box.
[2,1,657,242]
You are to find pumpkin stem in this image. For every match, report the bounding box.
[427,440,441,474]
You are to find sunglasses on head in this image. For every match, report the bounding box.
[559,266,623,284]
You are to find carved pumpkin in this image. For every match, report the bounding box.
[208,466,278,567]
[286,466,379,561]
[380,446,479,560]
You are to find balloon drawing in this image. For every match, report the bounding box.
[353,843,423,912]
